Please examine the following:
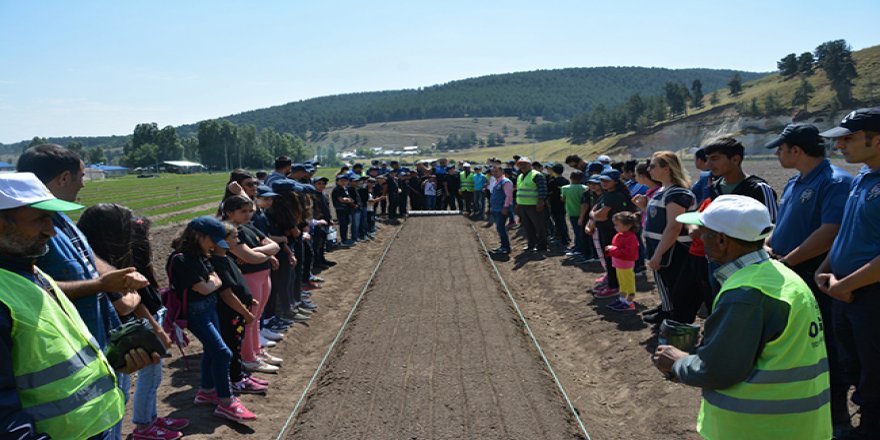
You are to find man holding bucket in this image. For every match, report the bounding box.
[652,195,831,440]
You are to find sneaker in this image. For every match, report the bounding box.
[245,374,269,386]
[132,425,182,440]
[193,389,219,406]
[595,275,607,284]
[610,302,636,313]
[564,250,582,256]
[569,256,589,264]
[593,287,620,298]
[153,417,189,431]
[300,300,318,311]
[259,334,276,348]
[232,377,268,395]
[260,328,283,341]
[309,275,325,282]
[214,397,257,422]
[259,351,283,366]
[242,360,279,374]
[292,312,311,321]
[323,260,337,267]
[605,298,624,309]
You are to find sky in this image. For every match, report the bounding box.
[1,0,878,144]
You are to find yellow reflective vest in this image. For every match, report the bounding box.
[0,267,124,439]
[698,260,831,440]
[459,171,474,192]
[516,170,540,206]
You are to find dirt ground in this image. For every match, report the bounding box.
[131,158,862,440]
[291,216,580,440]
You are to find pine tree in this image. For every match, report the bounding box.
[777,53,798,77]
[728,74,743,96]
[792,78,815,111]
[815,39,858,105]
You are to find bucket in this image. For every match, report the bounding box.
[659,319,701,353]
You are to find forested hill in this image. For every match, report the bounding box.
[179,67,766,137]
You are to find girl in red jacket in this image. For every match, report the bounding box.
[605,211,641,312]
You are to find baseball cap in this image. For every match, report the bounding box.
[335,174,349,181]
[676,195,773,242]
[597,154,612,164]
[819,107,880,137]
[0,172,84,212]
[587,161,604,174]
[765,123,822,149]
[272,179,299,193]
[598,169,621,181]
[587,175,602,184]
[256,184,279,198]
[291,164,307,173]
[188,216,230,249]
[516,157,531,164]
[315,176,329,183]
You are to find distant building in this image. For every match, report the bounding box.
[92,165,128,177]
[84,167,105,181]
[0,162,16,173]
[163,160,206,174]
[402,146,419,152]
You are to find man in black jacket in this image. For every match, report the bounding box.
[704,137,778,221]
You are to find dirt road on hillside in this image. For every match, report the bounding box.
[289,216,581,439]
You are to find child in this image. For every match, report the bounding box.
[561,171,588,262]
[604,211,641,312]
[424,175,437,210]
[168,216,258,422]
[211,221,274,393]
[222,195,281,376]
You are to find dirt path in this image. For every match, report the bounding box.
[289,216,580,440]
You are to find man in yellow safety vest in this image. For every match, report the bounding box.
[653,195,831,440]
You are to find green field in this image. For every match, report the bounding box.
[71,167,339,226]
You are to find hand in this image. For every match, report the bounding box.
[117,348,161,374]
[653,345,688,376]
[815,273,854,303]
[303,232,311,241]
[316,220,328,226]
[269,256,279,271]
[604,245,612,252]
[289,254,297,267]
[632,194,647,210]
[100,267,149,292]
[578,218,585,226]
[227,181,243,196]
[207,272,221,287]
[647,256,661,271]
[535,201,545,213]
[243,311,256,325]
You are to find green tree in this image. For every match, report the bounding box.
[797,52,815,76]
[792,78,815,111]
[156,125,183,163]
[66,141,85,159]
[132,123,159,149]
[691,79,704,109]
[88,147,106,165]
[763,93,783,116]
[728,74,743,96]
[815,39,858,105]
[626,93,646,129]
[24,136,48,152]
[181,136,199,162]
[664,82,689,117]
[777,53,798,77]
[123,143,158,168]
[709,90,720,105]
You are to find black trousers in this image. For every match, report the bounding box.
[519,205,547,250]
[833,283,880,433]
[217,305,245,383]
[668,252,709,324]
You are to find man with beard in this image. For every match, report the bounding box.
[0,172,156,440]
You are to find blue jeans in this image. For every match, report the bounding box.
[110,372,131,440]
[358,207,369,238]
[186,295,233,398]
[492,211,510,251]
[132,309,166,426]
[425,195,436,210]
[350,208,362,241]
[473,191,485,216]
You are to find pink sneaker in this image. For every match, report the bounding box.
[214,397,258,422]
[193,389,219,406]
[245,374,269,386]
[132,424,182,440]
[594,287,620,298]
[154,417,190,431]
[595,275,607,284]
[232,377,268,394]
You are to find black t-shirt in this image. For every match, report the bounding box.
[167,253,214,303]
[210,254,253,308]
[331,186,350,211]
[235,224,271,274]
[386,178,399,197]
[595,190,634,242]
[547,176,570,210]
[357,187,370,208]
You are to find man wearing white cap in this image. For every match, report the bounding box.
[0,173,158,439]
[653,195,831,440]
[458,163,475,216]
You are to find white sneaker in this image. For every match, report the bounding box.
[259,334,276,348]
[242,360,279,374]
[259,351,283,366]
[260,328,283,341]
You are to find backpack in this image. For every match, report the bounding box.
[161,253,190,366]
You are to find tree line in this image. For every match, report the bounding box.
[777,39,858,107]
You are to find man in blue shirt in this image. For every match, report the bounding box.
[764,123,853,434]
[690,148,712,204]
[815,107,880,440]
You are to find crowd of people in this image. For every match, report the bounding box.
[0,106,877,440]
[0,150,340,439]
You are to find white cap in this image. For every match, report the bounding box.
[597,154,612,164]
[676,195,773,242]
[0,172,84,212]
[463,162,471,167]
